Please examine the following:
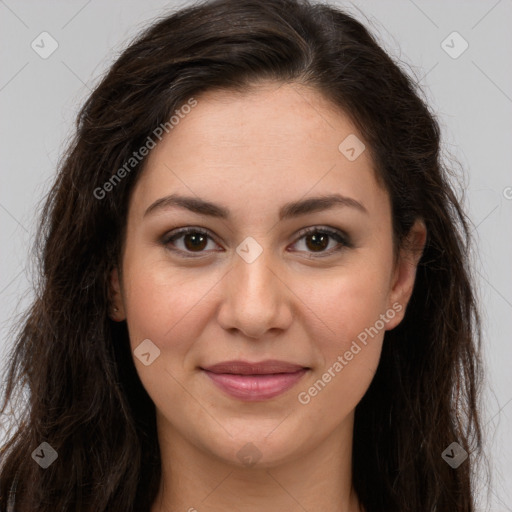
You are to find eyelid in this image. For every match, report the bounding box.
[161,226,221,257]
[161,225,352,258]
[289,226,352,257]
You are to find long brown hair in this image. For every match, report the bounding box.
[0,0,483,510]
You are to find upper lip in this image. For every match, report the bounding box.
[201,360,308,375]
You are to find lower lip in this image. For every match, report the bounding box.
[202,369,308,401]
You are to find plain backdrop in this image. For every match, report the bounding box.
[1,0,511,509]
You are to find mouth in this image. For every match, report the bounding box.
[200,360,310,401]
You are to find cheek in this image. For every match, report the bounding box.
[294,265,391,418]
[292,249,394,412]
[299,252,393,347]
[120,259,208,372]
[121,242,221,335]
[120,260,210,412]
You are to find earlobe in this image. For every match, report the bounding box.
[108,266,126,321]
[386,219,427,330]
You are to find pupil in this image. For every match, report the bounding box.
[307,233,328,251]
[185,233,207,251]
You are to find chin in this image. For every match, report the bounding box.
[204,428,305,470]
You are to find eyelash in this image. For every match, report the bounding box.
[161,226,352,259]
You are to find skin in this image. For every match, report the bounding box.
[109,81,426,512]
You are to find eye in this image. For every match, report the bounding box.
[289,226,351,257]
[162,226,351,258]
[162,227,221,257]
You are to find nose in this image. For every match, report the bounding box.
[216,247,293,339]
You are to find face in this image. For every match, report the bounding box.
[110,81,425,468]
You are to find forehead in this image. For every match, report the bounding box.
[168,82,358,156]
[130,82,388,221]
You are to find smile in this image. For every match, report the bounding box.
[200,360,309,401]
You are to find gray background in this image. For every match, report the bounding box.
[1,0,511,509]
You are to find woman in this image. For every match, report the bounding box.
[0,0,483,510]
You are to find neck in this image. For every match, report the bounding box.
[151,412,363,512]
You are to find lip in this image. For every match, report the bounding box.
[201,360,309,401]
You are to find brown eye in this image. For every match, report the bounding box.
[162,226,351,259]
[182,232,208,251]
[163,228,220,257]
[291,227,351,256]
[304,232,330,252]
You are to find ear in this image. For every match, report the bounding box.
[385,219,427,330]
[108,266,126,321]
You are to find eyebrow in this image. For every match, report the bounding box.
[143,192,368,220]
